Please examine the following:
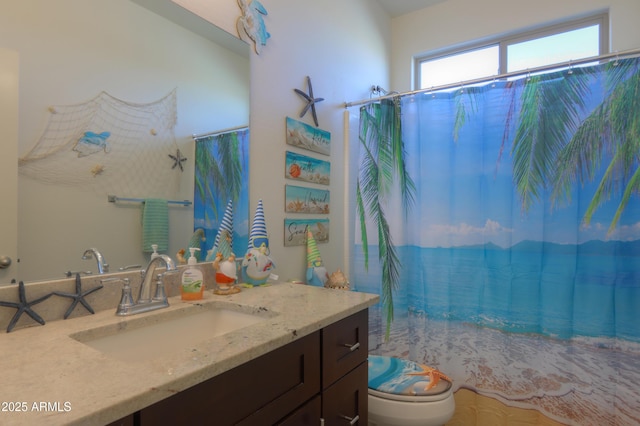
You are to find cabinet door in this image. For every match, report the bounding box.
[105,415,134,426]
[322,309,368,388]
[277,395,321,426]
[140,331,320,425]
[322,362,368,426]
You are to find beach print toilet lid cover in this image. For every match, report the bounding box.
[368,355,452,397]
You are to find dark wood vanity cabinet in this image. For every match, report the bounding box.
[320,309,369,425]
[134,308,368,426]
[105,415,134,426]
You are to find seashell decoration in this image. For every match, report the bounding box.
[325,268,350,290]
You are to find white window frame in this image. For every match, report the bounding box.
[414,13,609,90]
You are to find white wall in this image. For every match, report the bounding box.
[390,0,640,92]
[0,0,249,282]
[172,0,240,38]
[0,49,18,285]
[248,0,391,282]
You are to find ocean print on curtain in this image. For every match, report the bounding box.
[193,128,250,259]
[355,58,640,425]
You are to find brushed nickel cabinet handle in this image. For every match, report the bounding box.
[343,342,360,352]
[340,414,360,425]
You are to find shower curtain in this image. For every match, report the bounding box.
[354,58,640,425]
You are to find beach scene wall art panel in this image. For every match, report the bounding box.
[285,151,330,185]
[285,185,330,214]
[285,116,331,156]
[284,218,330,247]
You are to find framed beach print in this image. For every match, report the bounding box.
[285,116,331,156]
[285,185,330,214]
[284,218,330,247]
[285,151,330,185]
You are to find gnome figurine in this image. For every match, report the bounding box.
[242,199,275,286]
[213,229,239,294]
[305,228,329,287]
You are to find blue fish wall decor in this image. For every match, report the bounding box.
[73,131,111,157]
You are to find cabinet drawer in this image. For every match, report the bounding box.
[322,309,368,388]
[140,331,321,425]
[323,362,368,426]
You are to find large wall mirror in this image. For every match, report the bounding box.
[0,0,250,285]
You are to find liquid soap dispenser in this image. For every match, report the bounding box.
[181,247,204,300]
[150,244,161,260]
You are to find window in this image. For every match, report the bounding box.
[420,45,499,88]
[416,14,608,89]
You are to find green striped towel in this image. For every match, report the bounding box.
[142,198,169,252]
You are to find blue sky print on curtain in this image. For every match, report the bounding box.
[356,58,640,425]
[194,129,249,259]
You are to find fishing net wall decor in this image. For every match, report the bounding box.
[19,89,181,198]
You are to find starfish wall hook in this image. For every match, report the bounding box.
[294,76,324,127]
[53,273,104,319]
[0,281,52,333]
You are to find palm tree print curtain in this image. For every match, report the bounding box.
[194,128,250,257]
[355,58,640,425]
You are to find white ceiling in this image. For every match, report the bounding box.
[376,0,446,18]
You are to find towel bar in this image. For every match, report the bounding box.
[107,195,192,206]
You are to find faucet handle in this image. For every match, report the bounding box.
[152,274,167,302]
[119,264,142,271]
[118,278,135,312]
[102,277,135,316]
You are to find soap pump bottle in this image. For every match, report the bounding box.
[150,244,160,260]
[181,247,204,300]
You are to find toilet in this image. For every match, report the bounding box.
[368,355,455,426]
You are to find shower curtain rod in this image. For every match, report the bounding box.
[344,47,640,109]
[192,124,249,140]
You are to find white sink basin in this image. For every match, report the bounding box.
[71,303,271,361]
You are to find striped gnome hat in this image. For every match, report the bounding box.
[306,228,323,268]
[217,229,233,259]
[213,199,234,251]
[249,199,269,250]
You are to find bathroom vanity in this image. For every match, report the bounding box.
[132,309,368,425]
[0,282,378,425]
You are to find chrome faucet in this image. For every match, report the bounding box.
[137,254,176,304]
[105,254,177,316]
[82,248,109,274]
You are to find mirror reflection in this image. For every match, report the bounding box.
[0,0,250,285]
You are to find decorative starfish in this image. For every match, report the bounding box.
[168,149,187,172]
[0,281,52,333]
[294,76,324,127]
[90,164,105,177]
[408,364,452,391]
[53,273,104,319]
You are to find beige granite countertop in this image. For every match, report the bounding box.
[0,283,379,425]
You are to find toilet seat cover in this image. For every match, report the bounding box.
[368,355,452,399]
